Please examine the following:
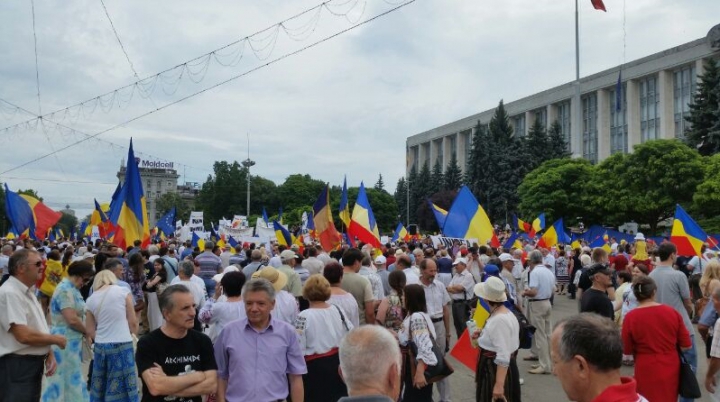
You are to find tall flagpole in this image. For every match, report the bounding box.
[573,0,582,158]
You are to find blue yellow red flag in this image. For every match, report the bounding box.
[537,218,569,248]
[313,185,342,252]
[671,204,708,257]
[339,176,350,227]
[348,182,382,248]
[530,213,546,237]
[391,222,410,243]
[191,231,205,251]
[442,186,499,247]
[4,184,36,237]
[108,139,151,249]
[18,193,62,240]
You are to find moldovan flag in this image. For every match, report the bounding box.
[339,176,350,227]
[428,199,448,230]
[442,186,499,247]
[537,218,570,248]
[108,139,150,249]
[671,204,708,257]
[530,213,546,237]
[273,220,294,247]
[4,184,36,237]
[391,222,410,243]
[348,182,382,248]
[450,298,492,370]
[591,0,607,12]
[313,184,342,252]
[18,193,62,240]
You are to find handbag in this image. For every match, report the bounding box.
[676,344,701,398]
[407,313,454,383]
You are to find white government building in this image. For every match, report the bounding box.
[406,23,720,175]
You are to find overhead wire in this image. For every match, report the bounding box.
[0,0,418,175]
[0,0,366,133]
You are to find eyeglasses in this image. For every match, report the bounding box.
[28,260,42,267]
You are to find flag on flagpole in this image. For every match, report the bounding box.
[511,213,532,233]
[339,176,350,227]
[530,213,546,237]
[391,222,410,243]
[3,184,36,237]
[590,0,607,12]
[156,207,177,237]
[108,139,151,249]
[313,185,342,252]
[503,232,522,249]
[17,193,62,240]
[427,199,448,230]
[273,220,294,247]
[442,186,499,247]
[348,182,382,248]
[537,218,570,248]
[191,231,205,251]
[670,204,709,257]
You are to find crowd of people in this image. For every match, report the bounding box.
[0,232,719,401]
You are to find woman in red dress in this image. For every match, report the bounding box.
[622,276,692,402]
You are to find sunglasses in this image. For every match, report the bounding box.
[28,260,42,267]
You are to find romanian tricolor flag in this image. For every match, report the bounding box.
[671,204,708,257]
[273,220,294,247]
[530,213,546,238]
[428,199,448,230]
[339,176,350,227]
[591,0,607,12]
[391,222,410,243]
[537,218,569,248]
[91,199,114,238]
[512,214,532,234]
[4,184,36,237]
[17,193,62,240]
[450,297,492,370]
[348,182,382,248]
[191,231,205,251]
[442,186,499,247]
[503,232,522,250]
[313,184,342,252]
[108,139,150,249]
[305,211,316,239]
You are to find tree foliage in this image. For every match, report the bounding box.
[685,58,720,155]
[57,212,78,237]
[156,192,191,223]
[444,153,463,191]
[394,177,408,224]
[374,174,385,192]
[431,159,445,193]
[693,154,720,217]
[276,174,326,211]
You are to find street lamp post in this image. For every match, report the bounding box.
[241,134,255,219]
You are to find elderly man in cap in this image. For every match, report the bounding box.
[0,249,68,402]
[446,256,476,338]
[500,253,522,311]
[214,278,307,402]
[579,263,614,320]
[277,249,302,298]
[374,255,390,296]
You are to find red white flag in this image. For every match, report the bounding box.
[591,0,607,12]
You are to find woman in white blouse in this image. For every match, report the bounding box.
[198,271,246,342]
[294,275,353,402]
[471,276,520,402]
[398,284,437,402]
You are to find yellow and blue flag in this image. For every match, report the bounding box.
[391,222,410,243]
[273,220,294,247]
[191,231,205,251]
[3,184,36,237]
[537,218,570,248]
[503,232,523,249]
[427,199,448,230]
[530,213,546,237]
[348,182,381,247]
[108,139,150,249]
[442,186,499,247]
[339,176,350,227]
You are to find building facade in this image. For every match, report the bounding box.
[117,159,196,226]
[407,24,720,175]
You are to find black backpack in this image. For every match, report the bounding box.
[512,308,536,349]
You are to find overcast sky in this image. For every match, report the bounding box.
[0,0,717,219]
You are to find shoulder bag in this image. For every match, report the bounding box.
[407,313,454,383]
[677,344,701,398]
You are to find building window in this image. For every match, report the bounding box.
[464,129,472,168]
[674,65,697,138]
[412,146,419,171]
[513,115,526,137]
[449,135,457,161]
[582,93,598,163]
[556,101,571,151]
[146,180,151,189]
[639,75,659,142]
[533,108,547,128]
[610,83,628,154]
[168,181,173,187]
[423,143,430,168]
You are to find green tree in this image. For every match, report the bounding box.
[276,174,326,211]
[547,120,571,160]
[195,161,248,224]
[524,118,549,167]
[156,192,191,223]
[692,154,720,217]
[250,176,280,216]
[414,162,432,206]
[406,166,419,224]
[394,177,408,224]
[444,153,463,191]
[57,212,78,237]
[489,100,513,145]
[685,58,720,155]
[518,159,597,226]
[17,189,42,201]
[374,174,385,192]
[600,140,703,231]
[417,189,456,233]
[430,158,445,193]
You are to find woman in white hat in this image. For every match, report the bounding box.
[471,276,520,402]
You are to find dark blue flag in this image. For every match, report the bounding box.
[156,207,177,238]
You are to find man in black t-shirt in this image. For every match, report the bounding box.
[580,263,615,320]
[136,284,217,402]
